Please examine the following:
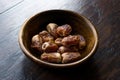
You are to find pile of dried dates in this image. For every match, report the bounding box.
[31,23,86,63]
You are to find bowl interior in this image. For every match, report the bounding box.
[20,10,98,67]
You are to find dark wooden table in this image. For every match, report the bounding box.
[0,0,120,80]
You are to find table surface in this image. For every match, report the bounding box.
[0,0,120,80]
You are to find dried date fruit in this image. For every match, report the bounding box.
[39,30,54,42]
[31,23,87,64]
[58,46,70,54]
[58,46,78,54]
[47,23,58,38]
[42,42,58,52]
[56,24,72,37]
[41,52,61,63]
[62,52,81,63]
[78,35,86,49]
[62,35,80,46]
[55,38,63,46]
[31,34,43,52]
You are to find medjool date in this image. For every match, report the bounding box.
[41,52,61,63]
[31,34,43,52]
[58,46,78,54]
[42,42,58,52]
[56,24,72,37]
[62,52,81,63]
[62,35,80,46]
[55,38,63,46]
[47,23,58,38]
[39,30,54,42]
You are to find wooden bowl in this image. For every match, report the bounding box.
[18,10,98,68]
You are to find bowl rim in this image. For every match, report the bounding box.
[18,9,98,67]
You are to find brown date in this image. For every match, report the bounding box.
[47,23,58,38]
[41,52,61,63]
[58,46,70,54]
[58,46,78,54]
[55,38,63,46]
[39,30,54,42]
[42,42,58,52]
[31,34,43,52]
[62,52,81,63]
[56,24,72,37]
[62,35,80,46]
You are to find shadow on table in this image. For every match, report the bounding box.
[21,57,100,80]
[47,58,100,80]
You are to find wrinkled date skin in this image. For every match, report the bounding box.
[31,35,43,52]
[62,35,80,46]
[62,52,81,63]
[56,24,72,37]
[39,30,54,42]
[58,46,78,54]
[47,23,58,38]
[55,38,63,46]
[42,42,58,52]
[41,52,61,63]
[58,46,70,54]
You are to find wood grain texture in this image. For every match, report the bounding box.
[0,0,23,14]
[0,0,120,80]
